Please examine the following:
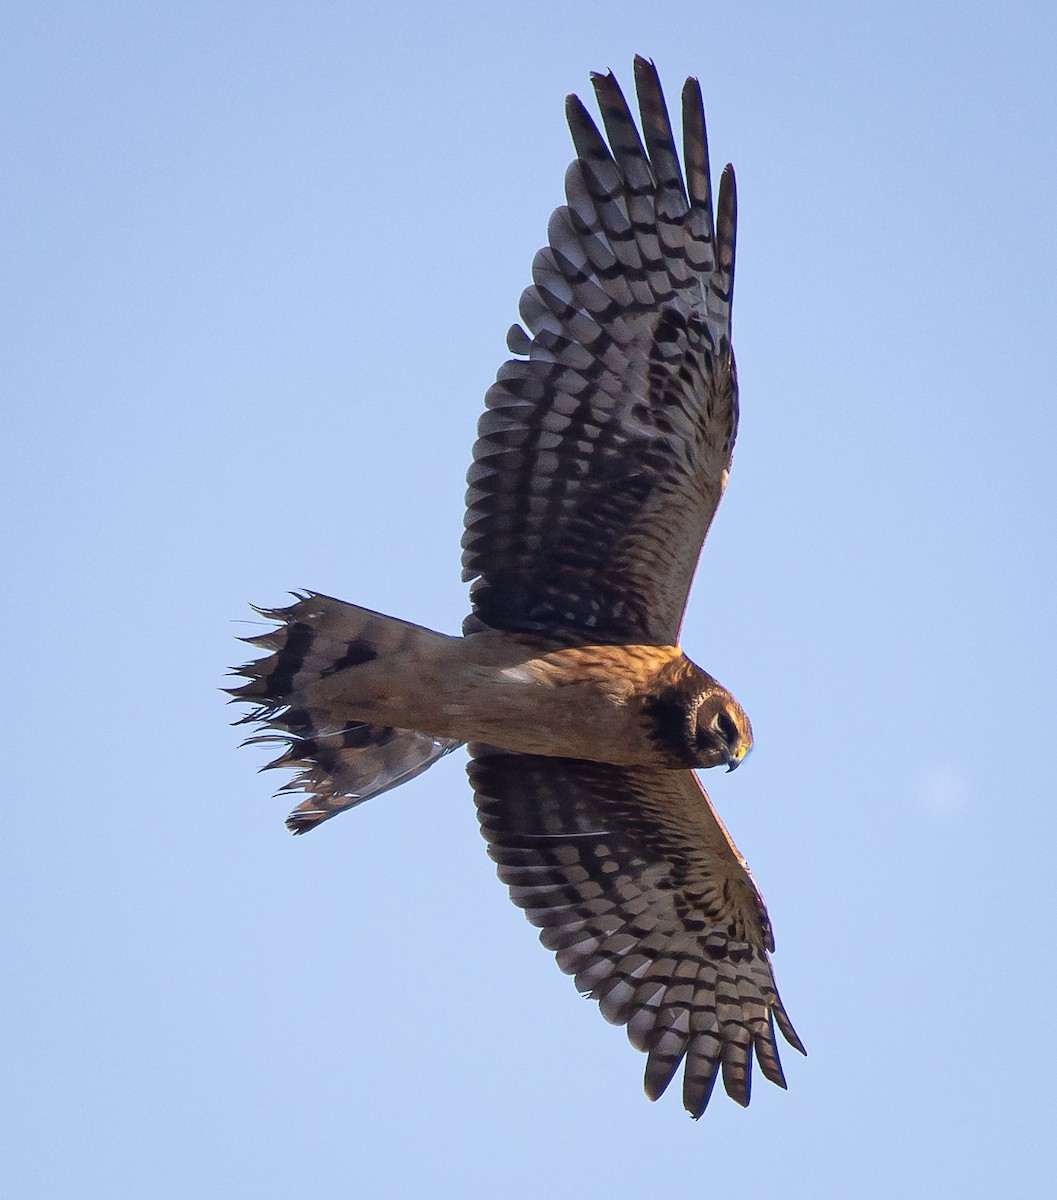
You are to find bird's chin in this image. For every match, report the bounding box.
[693,748,729,771]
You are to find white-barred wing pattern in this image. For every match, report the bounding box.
[471,750,803,1114]
[462,58,739,644]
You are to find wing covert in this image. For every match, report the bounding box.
[462,58,739,644]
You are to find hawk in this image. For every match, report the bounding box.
[230,56,804,1118]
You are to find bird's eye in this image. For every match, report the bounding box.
[714,711,739,746]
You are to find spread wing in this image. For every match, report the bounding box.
[462,57,739,645]
[469,750,804,1116]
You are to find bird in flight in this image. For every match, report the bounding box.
[230,56,804,1118]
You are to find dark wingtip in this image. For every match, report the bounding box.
[774,1004,807,1056]
[786,1025,807,1057]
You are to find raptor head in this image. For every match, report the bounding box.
[692,685,753,772]
[642,658,754,770]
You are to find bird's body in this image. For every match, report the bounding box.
[239,593,748,770]
[231,57,804,1118]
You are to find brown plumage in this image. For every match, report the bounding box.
[230,56,803,1117]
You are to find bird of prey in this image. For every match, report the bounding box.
[230,56,804,1118]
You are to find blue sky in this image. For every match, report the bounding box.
[4,2,1056,1196]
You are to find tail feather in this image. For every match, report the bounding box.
[228,592,462,833]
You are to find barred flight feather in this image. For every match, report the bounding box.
[469,750,803,1117]
[462,57,738,645]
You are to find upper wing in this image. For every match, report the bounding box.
[462,57,739,645]
[469,750,803,1116]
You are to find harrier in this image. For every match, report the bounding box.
[230,57,804,1117]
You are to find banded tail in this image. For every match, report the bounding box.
[228,592,461,833]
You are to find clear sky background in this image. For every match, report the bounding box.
[4,2,1056,1197]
